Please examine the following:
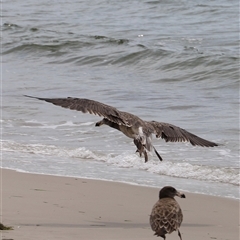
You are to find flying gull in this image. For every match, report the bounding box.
[24,96,218,162]
[150,186,185,240]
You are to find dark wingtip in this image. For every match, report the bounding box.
[209,142,219,147]
[213,142,223,147]
[24,95,51,102]
[24,95,41,100]
[24,94,35,98]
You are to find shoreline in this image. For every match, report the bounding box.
[2,167,238,200]
[1,168,239,240]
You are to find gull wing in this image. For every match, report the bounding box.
[24,95,138,127]
[148,121,218,147]
[150,199,182,235]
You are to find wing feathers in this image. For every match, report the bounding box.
[25,96,218,148]
[150,198,183,235]
[149,121,218,147]
[24,96,131,126]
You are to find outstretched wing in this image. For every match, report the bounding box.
[24,95,138,127]
[148,121,218,147]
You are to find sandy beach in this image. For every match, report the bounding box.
[1,168,239,240]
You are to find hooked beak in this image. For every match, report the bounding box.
[176,191,186,198]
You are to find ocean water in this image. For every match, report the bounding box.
[2,0,239,199]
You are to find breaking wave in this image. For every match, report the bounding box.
[2,140,239,186]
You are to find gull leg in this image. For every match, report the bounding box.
[134,139,145,160]
[135,149,142,157]
[178,230,182,240]
[153,146,163,161]
[143,150,148,163]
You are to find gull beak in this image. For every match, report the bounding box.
[176,191,186,198]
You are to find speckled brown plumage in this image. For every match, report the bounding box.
[150,186,185,240]
[24,96,218,162]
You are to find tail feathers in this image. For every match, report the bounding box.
[154,232,166,239]
[153,228,167,239]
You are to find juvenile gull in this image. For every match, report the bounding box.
[150,186,185,240]
[24,96,218,162]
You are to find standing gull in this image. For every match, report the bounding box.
[150,186,185,240]
[24,96,218,162]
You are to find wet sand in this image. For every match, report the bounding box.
[1,168,239,240]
